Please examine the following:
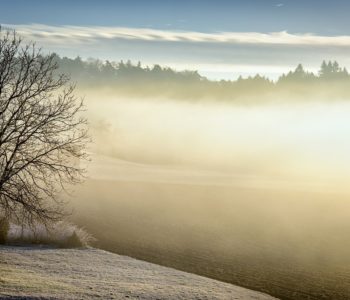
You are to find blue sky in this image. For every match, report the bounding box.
[2,0,350,79]
[1,0,350,34]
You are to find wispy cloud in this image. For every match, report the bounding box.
[275,3,284,7]
[6,24,350,47]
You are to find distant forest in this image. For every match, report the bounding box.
[53,54,350,101]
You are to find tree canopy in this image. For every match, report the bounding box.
[0,29,88,224]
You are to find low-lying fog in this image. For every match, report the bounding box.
[69,90,350,298]
[86,91,350,186]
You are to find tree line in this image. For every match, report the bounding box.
[53,54,350,84]
[54,55,202,85]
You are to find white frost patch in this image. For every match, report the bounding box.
[0,246,277,299]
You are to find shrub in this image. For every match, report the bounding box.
[6,221,95,248]
[0,217,9,244]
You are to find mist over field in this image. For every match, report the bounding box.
[14,18,350,300]
[66,88,350,299]
[84,90,350,182]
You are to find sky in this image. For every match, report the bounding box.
[2,0,350,80]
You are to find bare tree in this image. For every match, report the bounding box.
[0,28,88,225]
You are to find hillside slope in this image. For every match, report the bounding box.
[0,246,276,300]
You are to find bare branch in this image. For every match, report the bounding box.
[0,28,89,225]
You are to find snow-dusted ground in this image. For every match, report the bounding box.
[0,246,276,300]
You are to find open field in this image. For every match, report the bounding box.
[69,156,350,300]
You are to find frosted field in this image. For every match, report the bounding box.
[0,246,276,300]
